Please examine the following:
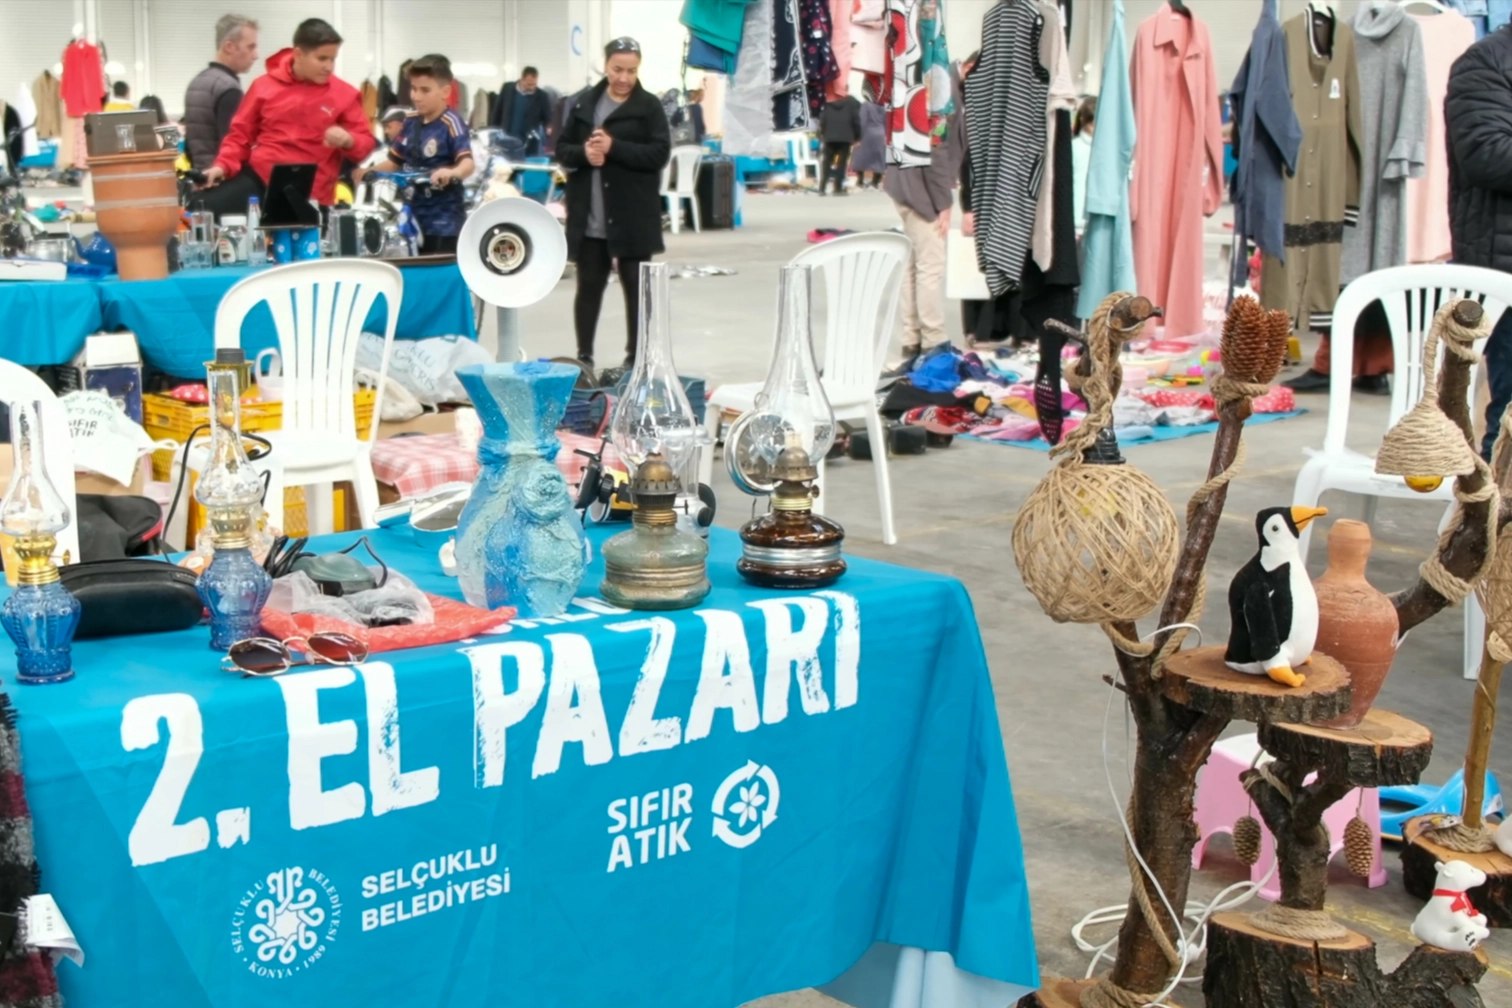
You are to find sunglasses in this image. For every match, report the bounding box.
[221,633,369,677]
[607,37,641,54]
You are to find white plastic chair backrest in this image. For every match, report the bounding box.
[0,361,79,566]
[789,232,912,400]
[1323,263,1512,455]
[214,259,403,442]
[669,146,703,196]
[781,132,817,167]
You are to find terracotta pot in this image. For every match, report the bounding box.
[1315,519,1399,728]
[87,150,181,280]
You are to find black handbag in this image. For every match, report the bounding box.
[57,559,202,640]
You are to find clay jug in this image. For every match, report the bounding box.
[87,150,181,280]
[1315,520,1399,728]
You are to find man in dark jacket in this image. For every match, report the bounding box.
[1447,24,1512,458]
[558,37,671,373]
[183,13,259,171]
[490,67,552,156]
[818,94,861,195]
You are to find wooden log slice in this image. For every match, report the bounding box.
[1402,815,1512,928]
[1160,646,1352,724]
[1204,912,1486,1008]
[1014,977,1096,1008]
[1258,709,1434,788]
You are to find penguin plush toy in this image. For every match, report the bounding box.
[1225,506,1329,688]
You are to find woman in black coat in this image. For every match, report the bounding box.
[557,37,671,372]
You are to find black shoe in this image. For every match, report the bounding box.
[1282,368,1332,392]
[1353,373,1391,395]
[598,365,628,387]
[882,346,922,379]
[818,189,828,197]
[835,188,849,197]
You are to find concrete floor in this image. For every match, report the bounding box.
[516,188,1512,1006]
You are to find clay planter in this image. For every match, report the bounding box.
[1315,519,1399,728]
[87,150,181,280]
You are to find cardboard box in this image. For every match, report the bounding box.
[56,332,144,423]
[378,409,457,439]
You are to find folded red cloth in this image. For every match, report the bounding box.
[1251,386,1296,414]
[260,594,515,654]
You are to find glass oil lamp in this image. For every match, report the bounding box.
[728,263,846,589]
[600,262,711,608]
[195,361,272,650]
[0,401,82,684]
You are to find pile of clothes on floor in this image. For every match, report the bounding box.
[882,342,1296,445]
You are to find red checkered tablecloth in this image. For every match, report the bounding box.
[370,433,622,499]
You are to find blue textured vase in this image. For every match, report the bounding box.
[455,362,586,617]
[198,546,273,650]
[2,581,81,684]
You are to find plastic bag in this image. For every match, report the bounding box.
[268,569,435,626]
[358,334,492,407]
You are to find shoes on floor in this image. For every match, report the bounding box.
[881,346,922,379]
[1353,373,1391,395]
[1282,368,1332,392]
[598,364,628,387]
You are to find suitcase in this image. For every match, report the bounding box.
[695,156,736,229]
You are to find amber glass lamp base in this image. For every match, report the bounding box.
[736,508,846,589]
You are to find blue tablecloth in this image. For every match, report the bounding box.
[5,526,1037,1008]
[0,276,103,366]
[1,262,477,378]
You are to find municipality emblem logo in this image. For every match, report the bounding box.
[712,761,780,849]
[231,866,341,978]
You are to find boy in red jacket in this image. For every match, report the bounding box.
[198,18,375,217]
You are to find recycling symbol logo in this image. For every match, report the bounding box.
[711,761,780,849]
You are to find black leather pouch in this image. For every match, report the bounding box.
[57,559,202,639]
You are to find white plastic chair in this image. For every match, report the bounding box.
[0,361,79,567]
[779,132,821,185]
[207,259,402,536]
[701,232,911,545]
[661,145,704,235]
[1290,263,1512,680]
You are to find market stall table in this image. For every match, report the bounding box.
[0,261,478,377]
[4,526,1037,1008]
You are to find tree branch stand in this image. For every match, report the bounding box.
[1203,709,1485,1006]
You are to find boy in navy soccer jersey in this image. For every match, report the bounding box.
[359,54,473,254]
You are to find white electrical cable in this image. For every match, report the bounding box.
[1073,623,1272,1007]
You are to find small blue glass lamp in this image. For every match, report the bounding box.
[195,362,272,650]
[0,401,82,684]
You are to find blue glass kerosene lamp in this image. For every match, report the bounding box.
[0,401,82,684]
[195,362,272,650]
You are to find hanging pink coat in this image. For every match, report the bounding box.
[1129,5,1224,339]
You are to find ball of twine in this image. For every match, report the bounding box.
[1375,303,1483,482]
[1013,293,1180,626]
[1014,463,1180,623]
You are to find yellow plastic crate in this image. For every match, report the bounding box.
[143,387,376,444]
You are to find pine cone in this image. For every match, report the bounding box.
[1261,309,1293,384]
[1344,815,1375,878]
[1220,296,1274,385]
[1233,815,1263,866]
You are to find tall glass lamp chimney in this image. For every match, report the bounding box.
[0,401,81,683]
[608,261,711,535]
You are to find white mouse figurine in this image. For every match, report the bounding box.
[1411,860,1490,952]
